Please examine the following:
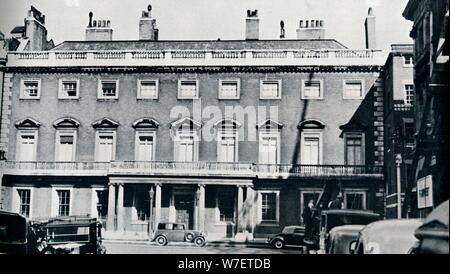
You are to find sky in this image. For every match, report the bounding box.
[0,0,413,54]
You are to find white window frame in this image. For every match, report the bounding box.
[94,130,117,162]
[58,79,80,99]
[217,129,239,162]
[300,131,323,165]
[218,79,240,99]
[299,188,322,216]
[257,190,280,224]
[97,79,119,99]
[91,187,108,219]
[20,79,41,99]
[51,187,73,217]
[137,79,159,99]
[178,79,199,99]
[403,81,414,106]
[260,79,282,99]
[301,79,323,99]
[54,130,77,162]
[403,55,414,67]
[16,129,38,161]
[134,130,156,161]
[343,79,365,100]
[343,132,365,165]
[12,187,34,219]
[343,189,367,210]
[258,131,281,164]
[174,130,199,162]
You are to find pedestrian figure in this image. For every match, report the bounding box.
[328,193,344,209]
[302,200,315,240]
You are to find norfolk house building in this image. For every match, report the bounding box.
[0,5,386,239]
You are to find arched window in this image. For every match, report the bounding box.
[132,118,159,161]
[170,117,202,162]
[15,118,41,161]
[53,118,80,162]
[92,118,119,162]
[214,119,241,162]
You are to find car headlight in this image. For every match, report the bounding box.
[366,242,380,254]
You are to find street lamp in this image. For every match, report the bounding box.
[395,154,403,219]
[149,186,155,240]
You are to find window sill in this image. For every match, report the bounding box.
[137,97,158,100]
[218,97,240,100]
[259,97,282,100]
[58,97,80,100]
[301,97,324,100]
[97,98,119,101]
[19,97,40,100]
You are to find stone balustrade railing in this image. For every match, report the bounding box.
[7,49,384,67]
[0,161,383,178]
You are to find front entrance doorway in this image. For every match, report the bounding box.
[175,194,194,229]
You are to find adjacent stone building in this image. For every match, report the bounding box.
[0,6,386,239]
[403,0,449,217]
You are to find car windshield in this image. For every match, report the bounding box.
[282,227,295,234]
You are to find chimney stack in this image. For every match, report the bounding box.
[24,6,48,50]
[85,12,113,41]
[296,19,325,39]
[280,20,285,39]
[245,10,259,40]
[139,4,159,40]
[365,8,376,49]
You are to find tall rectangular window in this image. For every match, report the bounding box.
[95,190,108,220]
[345,135,363,165]
[95,132,115,162]
[259,133,279,164]
[57,190,71,217]
[55,131,76,162]
[175,132,197,162]
[261,192,277,221]
[21,80,41,99]
[138,80,158,99]
[301,133,321,165]
[59,80,79,99]
[302,80,322,99]
[135,133,155,161]
[404,84,414,106]
[218,133,237,162]
[344,192,366,210]
[343,80,363,99]
[404,122,415,147]
[18,189,31,217]
[219,80,240,99]
[260,80,281,99]
[178,80,199,99]
[98,80,118,99]
[17,132,37,161]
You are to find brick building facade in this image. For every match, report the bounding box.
[0,6,385,239]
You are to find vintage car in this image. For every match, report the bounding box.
[152,222,207,247]
[412,200,448,254]
[350,219,423,254]
[37,216,106,254]
[312,209,380,253]
[267,226,305,249]
[327,225,365,254]
[0,210,36,254]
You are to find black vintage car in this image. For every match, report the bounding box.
[0,211,106,254]
[152,222,207,247]
[267,226,306,249]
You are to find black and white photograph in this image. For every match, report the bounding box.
[0,0,448,268]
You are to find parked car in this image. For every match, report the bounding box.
[0,211,105,254]
[412,200,449,254]
[153,222,207,247]
[327,225,365,254]
[350,219,423,254]
[311,209,380,253]
[267,226,305,250]
[37,216,106,254]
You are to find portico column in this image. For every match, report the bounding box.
[246,186,256,235]
[116,183,124,232]
[198,184,205,231]
[154,183,162,228]
[106,183,116,231]
[236,185,244,233]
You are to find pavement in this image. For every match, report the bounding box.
[103,238,268,248]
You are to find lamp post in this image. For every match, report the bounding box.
[395,154,403,219]
[149,186,155,239]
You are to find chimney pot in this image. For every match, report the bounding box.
[245,9,259,40]
[365,7,376,49]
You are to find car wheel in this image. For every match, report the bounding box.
[185,233,194,242]
[273,239,284,249]
[194,237,206,247]
[155,235,168,246]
